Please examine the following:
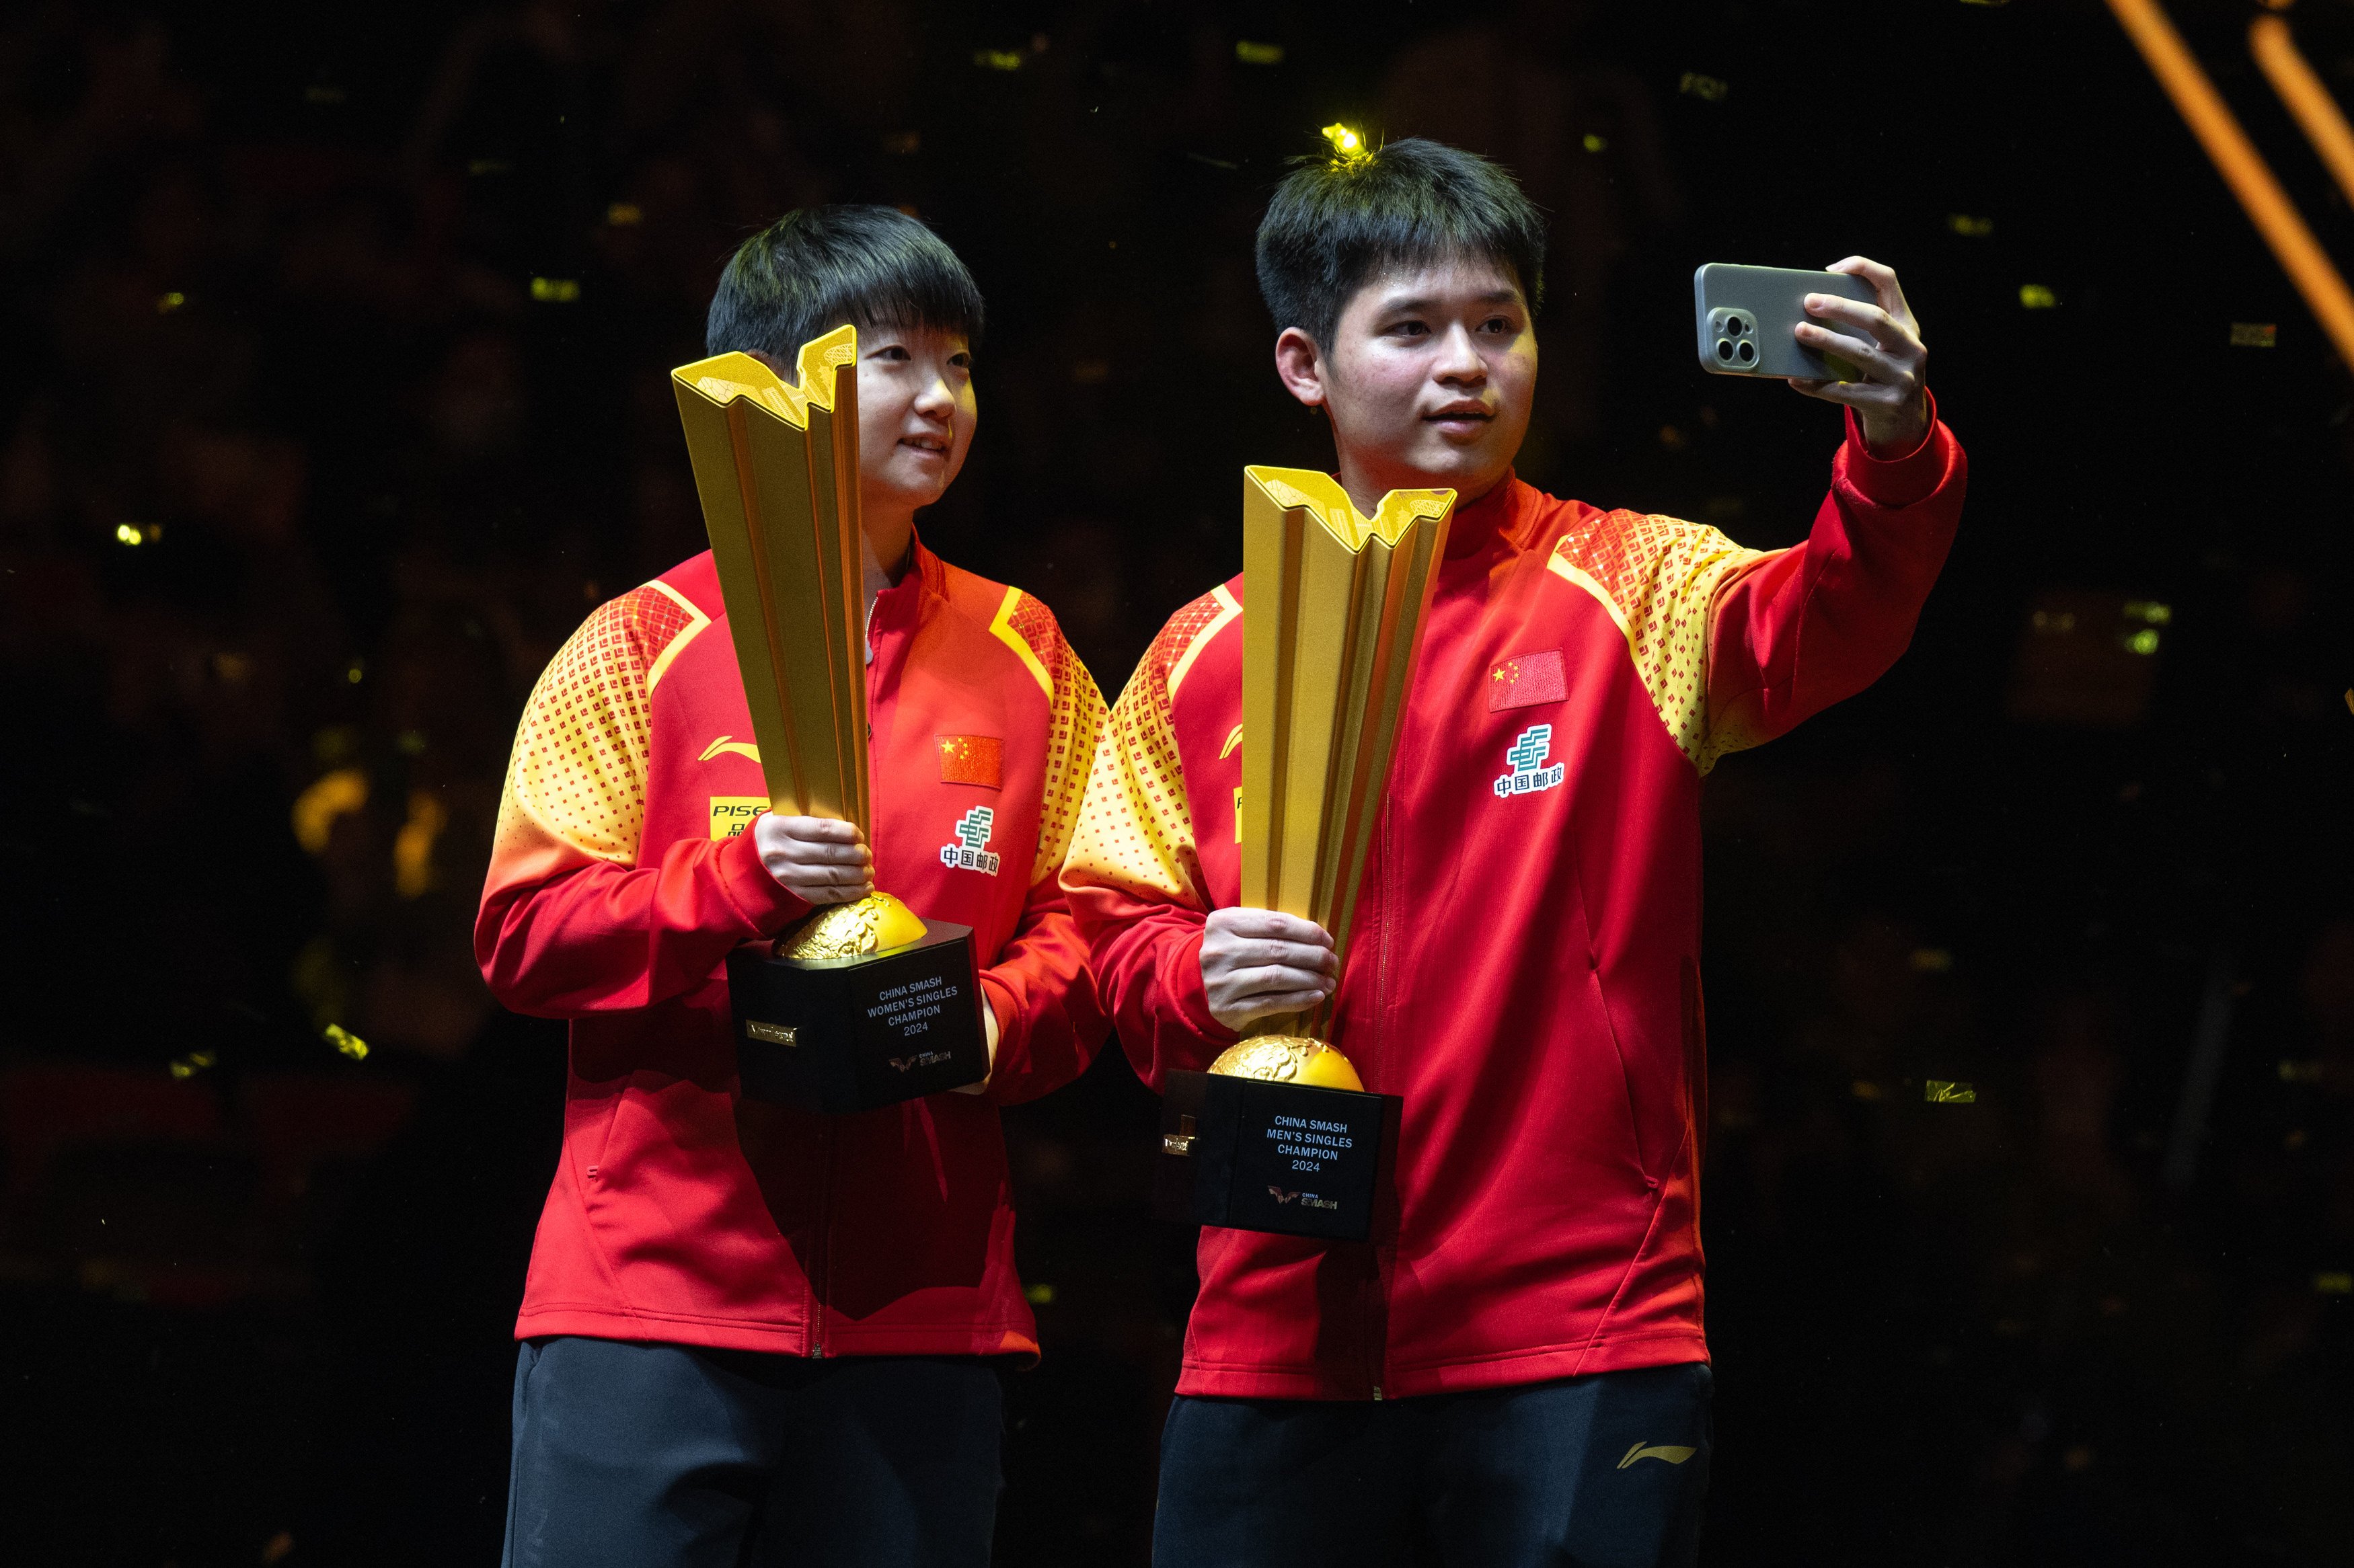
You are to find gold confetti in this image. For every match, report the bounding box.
[169,1050,219,1081]
[262,1531,295,1565]
[1679,72,1729,102]
[344,658,365,684]
[881,130,920,155]
[2279,1058,2325,1083]
[466,159,510,177]
[605,201,643,226]
[1322,123,1372,165]
[2228,321,2278,346]
[1909,947,1954,972]
[1946,214,1995,237]
[2121,628,2160,655]
[2123,600,2172,625]
[1023,1282,1057,1304]
[2316,1271,2353,1294]
[1925,1080,1977,1103]
[393,791,447,898]
[156,290,186,314]
[114,522,143,547]
[324,1023,370,1062]
[2019,283,2058,309]
[973,48,1024,71]
[1236,40,1284,66]
[212,652,254,685]
[1582,132,1608,152]
[529,276,581,303]
[1658,424,1687,449]
[1851,1080,1885,1101]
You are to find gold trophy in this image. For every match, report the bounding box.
[672,327,987,1112]
[1157,467,1452,1239]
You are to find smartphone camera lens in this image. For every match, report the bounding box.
[1729,315,1749,336]
[1736,341,1756,365]
[1716,339,1735,362]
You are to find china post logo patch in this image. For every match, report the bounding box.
[940,806,1001,875]
[1494,724,1565,799]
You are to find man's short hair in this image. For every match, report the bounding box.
[706,205,983,365]
[1255,138,1546,350]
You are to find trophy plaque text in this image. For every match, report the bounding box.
[673,327,987,1112]
[1156,467,1451,1241]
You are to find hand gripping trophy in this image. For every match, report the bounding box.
[671,328,989,1112]
[1158,467,1452,1239]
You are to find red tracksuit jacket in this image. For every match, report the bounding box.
[1063,406,1965,1399]
[477,538,1107,1358]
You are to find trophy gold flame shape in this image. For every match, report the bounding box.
[670,326,926,959]
[1209,468,1453,1092]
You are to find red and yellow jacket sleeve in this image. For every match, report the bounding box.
[474,588,807,1018]
[1061,597,1238,1092]
[1546,396,1965,775]
[1702,399,1965,766]
[971,605,1111,1105]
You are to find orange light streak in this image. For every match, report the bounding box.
[2106,0,2354,365]
[2250,16,2354,210]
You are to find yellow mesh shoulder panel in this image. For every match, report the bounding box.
[996,591,1108,886]
[1065,600,1219,907]
[1549,511,1766,773]
[494,587,677,867]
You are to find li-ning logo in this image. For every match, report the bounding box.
[940,806,1001,875]
[1493,723,1566,798]
[1616,1442,1698,1469]
[1267,1187,1340,1210]
[889,1050,952,1072]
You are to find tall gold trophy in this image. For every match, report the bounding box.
[1157,468,1452,1240]
[672,327,989,1112]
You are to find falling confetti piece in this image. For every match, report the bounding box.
[1322,123,1372,166]
[156,290,186,314]
[2228,321,2278,346]
[2280,1058,2325,1082]
[1582,132,1608,152]
[2019,284,2058,308]
[1024,1282,1057,1304]
[345,659,365,684]
[2315,1271,2352,1294]
[881,130,920,155]
[1851,1080,1885,1101]
[973,48,1024,71]
[467,159,510,177]
[530,276,581,303]
[324,1023,370,1062]
[2121,628,2160,655]
[115,522,143,547]
[1679,72,1730,102]
[2123,600,2172,625]
[262,1530,295,1565]
[1236,41,1284,66]
[1946,214,1995,237]
[169,1050,219,1081]
[1909,947,1954,972]
[605,202,643,226]
[1925,1080,1977,1103]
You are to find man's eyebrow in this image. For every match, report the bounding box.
[1373,288,1523,315]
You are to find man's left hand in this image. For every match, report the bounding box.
[1790,256,1929,457]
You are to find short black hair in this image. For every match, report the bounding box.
[706,205,984,366]
[1255,137,1546,350]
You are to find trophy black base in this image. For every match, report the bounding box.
[1155,1068,1400,1243]
[726,919,988,1113]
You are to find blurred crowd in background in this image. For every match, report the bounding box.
[1,1,2350,1563]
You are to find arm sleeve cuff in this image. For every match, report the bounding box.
[1841,391,1948,510]
[715,826,810,935]
[1169,931,1240,1049]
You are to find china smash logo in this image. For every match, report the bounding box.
[1493,723,1565,798]
[940,806,1001,875]
[1267,1187,1340,1210]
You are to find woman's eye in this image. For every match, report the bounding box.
[875,346,910,362]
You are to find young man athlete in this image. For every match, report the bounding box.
[1063,140,1967,1564]
[478,206,1108,1568]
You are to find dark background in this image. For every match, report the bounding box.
[3,0,2352,1562]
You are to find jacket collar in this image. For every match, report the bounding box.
[1442,470,1533,559]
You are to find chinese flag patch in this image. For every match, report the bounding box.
[937,735,1003,787]
[1488,650,1567,711]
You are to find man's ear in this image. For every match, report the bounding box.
[1273,327,1326,409]
[744,348,789,378]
